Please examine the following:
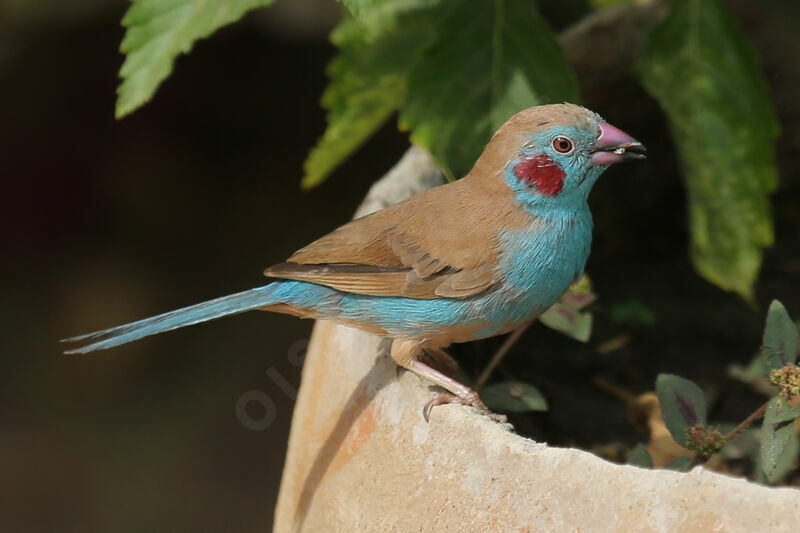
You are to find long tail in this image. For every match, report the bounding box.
[62,284,280,354]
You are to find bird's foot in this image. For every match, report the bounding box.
[422,391,507,424]
[422,348,459,379]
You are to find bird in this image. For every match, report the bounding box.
[62,103,645,420]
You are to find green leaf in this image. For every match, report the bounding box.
[764,396,800,426]
[627,444,653,468]
[656,374,707,448]
[760,300,800,374]
[481,381,548,413]
[400,0,579,179]
[609,300,657,327]
[558,275,596,311]
[117,0,277,118]
[769,432,799,484]
[664,456,693,472]
[338,0,384,20]
[302,1,438,188]
[635,0,779,301]
[590,0,634,8]
[761,396,800,483]
[539,303,593,343]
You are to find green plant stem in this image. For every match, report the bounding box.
[474,321,533,392]
[723,400,770,442]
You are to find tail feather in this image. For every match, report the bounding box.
[62,284,278,354]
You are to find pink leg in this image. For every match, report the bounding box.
[409,360,506,423]
[423,347,459,379]
[391,339,506,423]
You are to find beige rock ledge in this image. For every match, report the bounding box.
[273,146,800,532]
[273,321,800,533]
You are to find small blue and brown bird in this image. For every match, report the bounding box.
[63,103,645,419]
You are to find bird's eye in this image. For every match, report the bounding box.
[552,136,574,154]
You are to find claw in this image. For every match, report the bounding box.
[422,392,507,423]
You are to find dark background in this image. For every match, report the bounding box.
[2,0,799,531]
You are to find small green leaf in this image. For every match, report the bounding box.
[769,433,799,484]
[664,456,693,472]
[116,0,277,118]
[401,0,579,179]
[339,0,381,19]
[559,275,596,311]
[627,444,653,468]
[760,300,800,374]
[635,0,779,300]
[764,396,800,426]
[539,303,593,343]
[609,300,657,327]
[481,381,548,413]
[656,374,707,448]
[761,397,799,483]
[302,1,438,188]
[590,0,634,8]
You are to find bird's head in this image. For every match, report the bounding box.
[476,103,645,214]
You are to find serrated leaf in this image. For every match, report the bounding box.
[760,300,800,374]
[116,0,277,118]
[339,0,381,19]
[627,444,653,468]
[761,397,799,482]
[635,0,779,301]
[481,381,548,413]
[539,303,593,343]
[302,1,438,188]
[400,0,579,179]
[664,456,693,472]
[656,374,707,448]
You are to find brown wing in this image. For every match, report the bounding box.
[264,174,533,299]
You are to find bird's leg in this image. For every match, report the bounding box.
[391,339,505,423]
[421,346,459,379]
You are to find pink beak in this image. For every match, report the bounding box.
[591,122,646,166]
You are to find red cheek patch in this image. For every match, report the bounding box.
[513,154,565,196]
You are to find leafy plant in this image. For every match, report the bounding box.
[635,0,779,302]
[116,0,277,118]
[632,300,800,484]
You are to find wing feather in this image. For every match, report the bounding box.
[265,175,533,299]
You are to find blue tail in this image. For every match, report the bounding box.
[62,284,279,354]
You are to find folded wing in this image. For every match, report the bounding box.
[264,176,532,299]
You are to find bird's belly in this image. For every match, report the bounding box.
[333,279,568,346]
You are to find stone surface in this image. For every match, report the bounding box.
[273,321,800,532]
[273,146,800,532]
